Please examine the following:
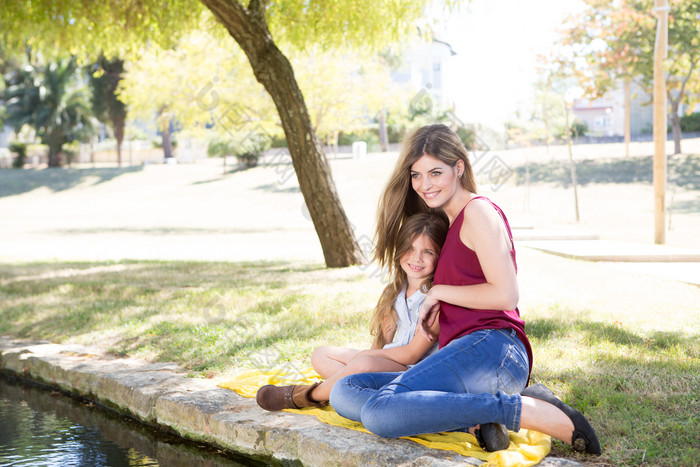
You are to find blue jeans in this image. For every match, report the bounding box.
[329,328,529,438]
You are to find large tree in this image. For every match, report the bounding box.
[292,45,402,149]
[553,0,700,154]
[1,0,440,267]
[4,57,96,167]
[89,55,127,166]
[116,27,276,161]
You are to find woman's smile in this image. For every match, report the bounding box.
[410,154,459,208]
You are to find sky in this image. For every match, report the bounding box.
[440,0,585,130]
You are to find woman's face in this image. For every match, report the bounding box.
[410,154,462,210]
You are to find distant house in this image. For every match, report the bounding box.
[572,80,694,137]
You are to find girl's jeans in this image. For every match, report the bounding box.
[329,328,529,438]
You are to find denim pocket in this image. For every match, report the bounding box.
[497,345,529,395]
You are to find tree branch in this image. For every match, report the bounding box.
[247,0,268,23]
[676,57,698,104]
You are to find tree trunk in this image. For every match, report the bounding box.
[45,131,63,167]
[670,98,682,155]
[200,0,363,268]
[378,108,389,152]
[114,116,125,167]
[564,100,580,222]
[160,111,175,160]
[47,145,62,167]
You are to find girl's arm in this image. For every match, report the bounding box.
[419,199,519,339]
[350,318,439,366]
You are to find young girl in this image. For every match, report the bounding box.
[255,212,448,411]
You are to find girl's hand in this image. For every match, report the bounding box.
[418,293,441,341]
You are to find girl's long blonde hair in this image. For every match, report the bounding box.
[373,124,477,272]
[369,212,448,348]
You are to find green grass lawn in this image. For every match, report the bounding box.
[1,257,698,466]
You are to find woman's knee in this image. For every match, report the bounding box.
[329,376,362,421]
[360,395,399,438]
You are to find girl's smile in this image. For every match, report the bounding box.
[399,233,438,286]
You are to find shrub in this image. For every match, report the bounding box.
[207,139,234,158]
[680,112,700,133]
[569,120,588,138]
[337,130,380,151]
[270,133,288,148]
[9,141,27,169]
[455,126,476,150]
[208,133,271,168]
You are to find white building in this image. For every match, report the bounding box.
[391,32,458,111]
[572,80,694,138]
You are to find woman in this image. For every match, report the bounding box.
[329,124,601,455]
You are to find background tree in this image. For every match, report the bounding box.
[292,45,403,152]
[198,0,443,268]
[4,57,96,167]
[116,27,277,161]
[641,0,700,154]
[89,55,127,166]
[0,0,447,267]
[552,0,700,154]
[557,1,649,155]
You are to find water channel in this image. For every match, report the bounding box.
[0,375,264,466]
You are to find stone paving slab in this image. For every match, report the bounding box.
[512,229,600,242]
[519,239,700,263]
[0,337,582,467]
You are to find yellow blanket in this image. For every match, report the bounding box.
[219,368,550,467]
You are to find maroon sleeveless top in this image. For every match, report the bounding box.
[434,196,533,376]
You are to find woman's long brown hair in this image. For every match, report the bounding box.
[373,124,477,272]
[369,212,448,348]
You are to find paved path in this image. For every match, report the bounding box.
[515,231,700,285]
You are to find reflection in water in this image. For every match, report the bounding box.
[0,376,256,466]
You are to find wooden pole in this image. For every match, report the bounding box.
[653,0,668,244]
[564,100,580,223]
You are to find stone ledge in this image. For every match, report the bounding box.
[0,337,581,466]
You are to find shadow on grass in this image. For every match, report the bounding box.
[513,154,700,189]
[527,315,699,465]
[542,356,699,466]
[527,316,697,354]
[0,166,144,198]
[254,183,300,193]
[111,289,364,373]
[48,226,303,236]
[669,196,700,215]
[0,259,344,347]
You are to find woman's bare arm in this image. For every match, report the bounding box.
[418,199,518,339]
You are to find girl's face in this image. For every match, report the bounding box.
[410,154,463,210]
[399,233,439,284]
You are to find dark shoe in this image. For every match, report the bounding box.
[521,383,601,455]
[474,422,510,452]
[256,382,328,411]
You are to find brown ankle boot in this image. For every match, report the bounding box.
[256,382,328,411]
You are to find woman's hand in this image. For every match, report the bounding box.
[418,292,441,341]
